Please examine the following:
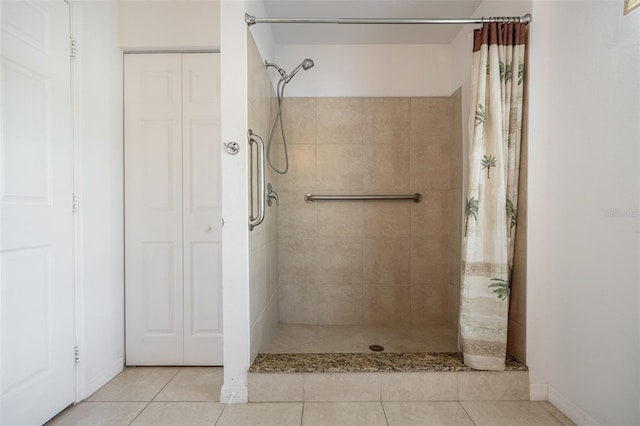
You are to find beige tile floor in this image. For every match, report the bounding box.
[265,324,459,353]
[47,367,576,425]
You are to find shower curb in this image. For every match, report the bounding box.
[247,352,529,402]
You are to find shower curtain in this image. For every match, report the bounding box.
[460,22,526,371]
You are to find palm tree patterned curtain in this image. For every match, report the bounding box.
[460,22,527,371]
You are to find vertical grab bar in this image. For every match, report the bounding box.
[248,129,265,230]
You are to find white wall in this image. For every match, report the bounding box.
[246,1,276,71]
[528,2,640,424]
[274,44,451,97]
[73,1,125,399]
[118,0,220,50]
[220,0,251,404]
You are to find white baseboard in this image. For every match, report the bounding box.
[220,385,249,404]
[529,383,548,401]
[549,386,601,426]
[84,357,125,400]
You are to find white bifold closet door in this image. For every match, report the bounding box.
[1,1,75,424]
[125,53,222,366]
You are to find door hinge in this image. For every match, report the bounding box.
[70,38,77,58]
[72,193,78,212]
[74,346,80,365]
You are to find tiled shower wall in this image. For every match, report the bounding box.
[276,95,462,327]
[247,33,279,360]
[508,91,528,362]
[448,88,463,324]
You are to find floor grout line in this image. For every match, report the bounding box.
[458,400,478,426]
[537,401,568,426]
[380,400,391,426]
[126,366,183,426]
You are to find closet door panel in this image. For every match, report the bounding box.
[182,53,223,365]
[125,54,184,365]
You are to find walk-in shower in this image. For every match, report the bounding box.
[265,58,315,174]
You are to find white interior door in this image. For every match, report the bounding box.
[125,54,184,365]
[125,53,222,366]
[182,54,223,365]
[1,1,75,424]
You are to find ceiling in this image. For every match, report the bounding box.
[253,0,483,45]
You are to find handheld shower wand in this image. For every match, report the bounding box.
[284,58,314,83]
[264,58,315,174]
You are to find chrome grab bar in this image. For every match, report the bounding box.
[304,193,422,203]
[248,129,265,230]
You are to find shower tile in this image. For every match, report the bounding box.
[410,237,450,285]
[251,311,267,361]
[411,144,451,190]
[507,320,526,364]
[449,250,462,288]
[266,240,278,299]
[252,298,279,358]
[411,190,452,237]
[457,371,530,401]
[250,248,268,325]
[318,285,363,325]
[317,201,364,238]
[303,373,380,401]
[279,285,318,325]
[277,191,316,240]
[449,192,463,244]
[363,202,411,237]
[362,98,410,144]
[248,105,270,149]
[363,286,411,326]
[410,97,452,145]
[248,373,303,402]
[411,285,449,325]
[277,144,317,191]
[315,238,363,285]
[316,98,364,144]
[249,211,269,252]
[381,372,457,401]
[316,144,364,190]
[449,120,463,190]
[281,97,317,144]
[278,238,317,285]
[448,284,461,325]
[383,402,474,426]
[363,238,411,285]
[363,144,410,192]
[510,260,527,325]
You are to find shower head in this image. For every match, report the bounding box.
[284,58,314,83]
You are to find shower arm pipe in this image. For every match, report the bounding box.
[245,13,531,26]
[304,193,422,203]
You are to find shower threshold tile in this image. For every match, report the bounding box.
[249,352,527,373]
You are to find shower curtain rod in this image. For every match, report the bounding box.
[245,13,531,26]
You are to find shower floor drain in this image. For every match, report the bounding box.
[368,344,384,352]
